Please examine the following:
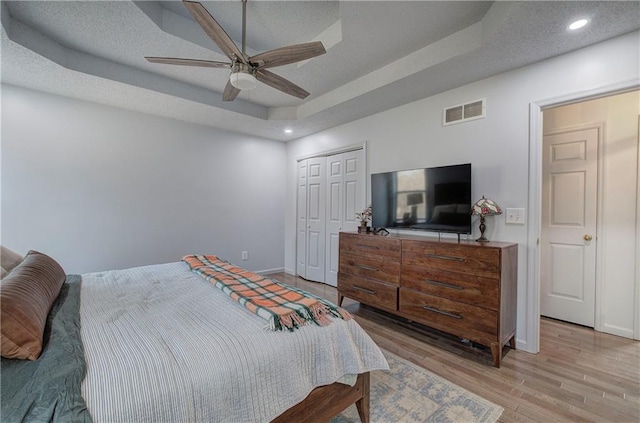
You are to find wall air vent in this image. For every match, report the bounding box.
[443,99,485,126]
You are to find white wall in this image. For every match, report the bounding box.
[1,85,286,274]
[544,90,639,339]
[285,31,640,351]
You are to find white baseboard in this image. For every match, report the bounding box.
[515,338,534,353]
[257,267,284,275]
[602,324,634,340]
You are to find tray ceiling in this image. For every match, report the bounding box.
[2,1,639,141]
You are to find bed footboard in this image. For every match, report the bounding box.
[271,372,370,423]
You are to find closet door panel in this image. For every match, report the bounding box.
[305,157,326,283]
[325,150,365,287]
[296,161,308,278]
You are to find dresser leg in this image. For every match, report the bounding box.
[338,294,344,307]
[509,335,516,349]
[490,342,502,368]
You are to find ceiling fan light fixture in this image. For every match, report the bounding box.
[229,65,257,91]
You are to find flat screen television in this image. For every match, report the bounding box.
[371,163,472,234]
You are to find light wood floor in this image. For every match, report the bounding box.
[271,272,640,423]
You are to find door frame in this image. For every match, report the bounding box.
[636,115,640,341]
[527,78,640,353]
[295,142,368,283]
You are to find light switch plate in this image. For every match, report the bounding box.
[505,208,525,224]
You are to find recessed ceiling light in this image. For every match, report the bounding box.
[568,19,589,30]
[284,129,293,134]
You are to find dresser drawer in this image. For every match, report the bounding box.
[340,233,401,260]
[338,273,398,311]
[399,288,497,345]
[401,264,499,310]
[402,241,500,278]
[340,252,400,285]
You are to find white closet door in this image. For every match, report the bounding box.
[296,160,308,278]
[305,157,326,283]
[325,150,365,287]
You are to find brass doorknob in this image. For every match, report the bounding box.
[583,234,593,241]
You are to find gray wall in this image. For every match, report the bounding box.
[285,30,640,350]
[1,85,286,274]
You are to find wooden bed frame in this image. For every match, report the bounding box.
[271,372,370,423]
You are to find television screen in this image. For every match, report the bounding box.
[371,163,472,234]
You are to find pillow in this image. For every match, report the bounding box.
[1,246,24,278]
[1,250,66,360]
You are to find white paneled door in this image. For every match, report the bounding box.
[297,148,365,285]
[304,157,327,283]
[541,127,599,327]
[325,150,366,287]
[296,160,308,278]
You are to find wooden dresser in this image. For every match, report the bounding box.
[338,232,517,367]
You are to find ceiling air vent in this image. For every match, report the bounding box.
[443,99,485,126]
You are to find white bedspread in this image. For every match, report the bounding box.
[80,262,388,422]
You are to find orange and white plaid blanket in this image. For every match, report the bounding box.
[182,255,351,331]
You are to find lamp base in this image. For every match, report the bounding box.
[475,216,489,242]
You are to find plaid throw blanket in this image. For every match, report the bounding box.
[182,255,351,331]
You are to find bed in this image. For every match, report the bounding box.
[1,250,389,422]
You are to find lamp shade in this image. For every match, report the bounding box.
[471,196,502,216]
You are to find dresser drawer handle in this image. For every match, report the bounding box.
[425,254,464,262]
[353,286,376,295]
[425,279,463,290]
[422,305,462,319]
[355,264,379,272]
[355,243,380,250]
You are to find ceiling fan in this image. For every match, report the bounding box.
[145,0,326,101]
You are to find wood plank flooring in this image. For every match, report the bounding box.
[270,272,640,423]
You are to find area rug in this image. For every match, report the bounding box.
[331,350,503,423]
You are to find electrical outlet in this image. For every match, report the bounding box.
[505,208,525,225]
[241,251,249,260]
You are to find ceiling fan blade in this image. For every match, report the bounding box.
[183,0,244,62]
[250,42,326,69]
[256,69,310,99]
[222,79,241,101]
[145,57,230,69]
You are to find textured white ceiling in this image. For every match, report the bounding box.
[2,1,639,141]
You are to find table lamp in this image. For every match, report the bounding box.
[471,196,502,242]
